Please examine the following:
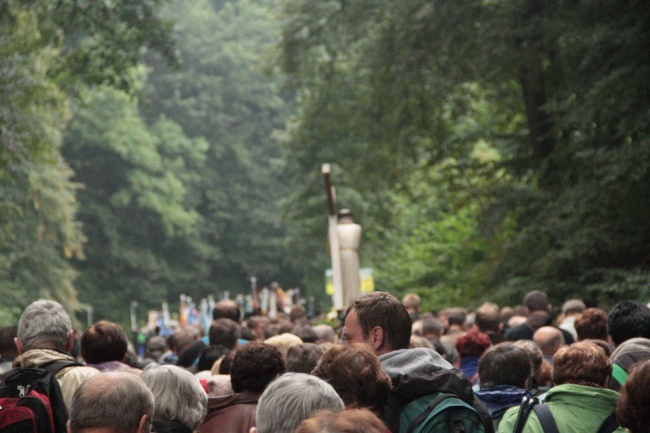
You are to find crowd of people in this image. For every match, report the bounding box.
[0,290,649,433]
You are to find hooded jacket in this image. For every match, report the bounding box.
[497,384,626,433]
[475,385,531,430]
[379,348,494,433]
[200,392,259,433]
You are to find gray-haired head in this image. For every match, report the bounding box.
[141,364,207,431]
[18,300,72,351]
[68,372,154,433]
[312,324,336,343]
[255,373,344,433]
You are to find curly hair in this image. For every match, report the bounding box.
[231,342,286,394]
[311,344,391,415]
[553,341,612,388]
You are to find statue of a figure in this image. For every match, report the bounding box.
[337,209,362,307]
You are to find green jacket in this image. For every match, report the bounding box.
[498,384,627,433]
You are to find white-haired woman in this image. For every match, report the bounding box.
[141,364,208,433]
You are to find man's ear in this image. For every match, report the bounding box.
[369,326,385,351]
[65,329,74,353]
[14,337,24,355]
[138,414,151,433]
[67,420,72,433]
[249,428,257,433]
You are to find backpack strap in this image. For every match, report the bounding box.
[596,413,619,433]
[512,396,536,433]
[532,403,559,433]
[611,363,628,387]
[39,359,84,376]
[405,393,457,433]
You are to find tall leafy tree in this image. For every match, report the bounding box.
[276,0,650,307]
[0,0,175,324]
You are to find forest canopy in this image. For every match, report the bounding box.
[1,0,648,326]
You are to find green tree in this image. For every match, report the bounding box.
[276,0,650,307]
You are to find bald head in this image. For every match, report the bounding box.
[68,372,154,433]
[533,326,565,356]
[213,300,241,323]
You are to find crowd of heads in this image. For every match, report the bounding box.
[1,292,649,433]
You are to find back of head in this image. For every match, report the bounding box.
[608,300,650,346]
[553,341,611,388]
[440,307,467,327]
[212,300,241,322]
[455,330,491,358]
[512,339,543,372]
[291,324,319,343]
[475,304,501,333]
[140,364,207,431]
[0,326,18,356]
[401,293,421,312]
[533,326,565,354]
[286,343,325,374]
[146,335,167,359]
[209,318,240,349]
[616,359,650,433]
[81,320,129,364]
[264,332,303,360]
[231,342,286,394]
[421,315,444,337]
[478,344,532,389]
[312,343,391,415]
[349,292,411,352]
[290,305,308,324]
[524,290,549,313]
[574,308,608,341]
[255,373,344,433]
[295,408,387,433]
[68,372,154,433]
[18,300,71,351]
[561,299,586,316]
[312,324,336,343]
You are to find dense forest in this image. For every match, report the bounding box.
[1,0,649,327]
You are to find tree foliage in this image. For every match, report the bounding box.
[276,0,650,308]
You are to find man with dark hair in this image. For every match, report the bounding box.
[475,303,506,345]
[607,300,650,347]
[343,291,411,355]
[209,318,240,349]
[286,343,326,374]
[475,344,533,429]
[201,342,286,433]
[68,372,154,433]
[506,290,574,344]
[343,291,494,433]
[213,300,242,323]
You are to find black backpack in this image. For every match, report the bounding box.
[0,360,81,433]
[512,396,620,433]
